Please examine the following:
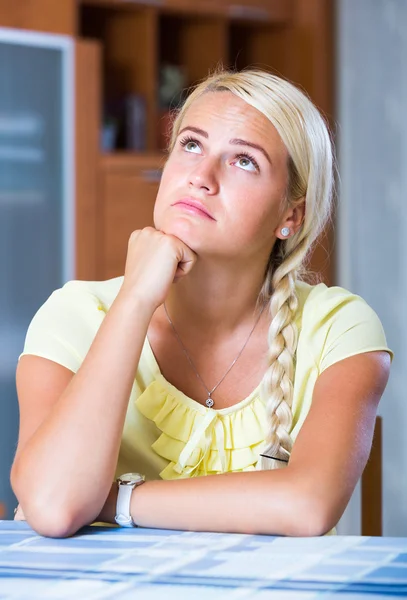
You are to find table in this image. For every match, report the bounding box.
[1,521,407,599]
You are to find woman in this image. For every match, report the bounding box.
[11,69,392,538]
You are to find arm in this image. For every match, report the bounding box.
[11,293,153,537]
[11,229,196,538]
[97,350,390,536]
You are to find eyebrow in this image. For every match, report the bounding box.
[229,138,271,165]
[178,126,272,165]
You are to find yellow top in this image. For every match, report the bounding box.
[19,276,393,483]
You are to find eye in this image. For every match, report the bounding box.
[179,136,202,154]
[234,153,260,173]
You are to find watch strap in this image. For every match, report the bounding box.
[115,484,135,527]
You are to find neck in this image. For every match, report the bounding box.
[164,255,269,340]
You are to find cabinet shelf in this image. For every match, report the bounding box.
[101,151,166,172]
[78,0,294,22]
[78,0,226,17]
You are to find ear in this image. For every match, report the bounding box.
[274,199,306,240]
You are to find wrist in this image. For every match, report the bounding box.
[130,479,150,528]
[115,290,156,322]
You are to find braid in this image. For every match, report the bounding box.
[258,237,310,470]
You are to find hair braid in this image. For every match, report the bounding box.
[258,237,311,470]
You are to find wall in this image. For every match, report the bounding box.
[337,0,405,535]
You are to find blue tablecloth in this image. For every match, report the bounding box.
[1,521,407,599]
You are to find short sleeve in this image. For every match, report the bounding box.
[306,285,394,374]
[18,280,106,373]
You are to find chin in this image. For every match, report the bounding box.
[159,217,205,251]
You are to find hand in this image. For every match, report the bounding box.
[119,227,197,311]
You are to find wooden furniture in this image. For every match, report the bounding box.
[0,0,335,283]
[0,0,76,35]
[361,417,383,536]
[72,0,335,282]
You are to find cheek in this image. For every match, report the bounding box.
[226,184,281,244]
[153,167,175,227]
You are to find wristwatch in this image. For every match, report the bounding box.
[114,472,145,527]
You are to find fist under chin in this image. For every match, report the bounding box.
[158,220,199,251]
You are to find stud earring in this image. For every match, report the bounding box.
[280,227,291,237]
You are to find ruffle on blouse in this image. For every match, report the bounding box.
[135,379,267,480]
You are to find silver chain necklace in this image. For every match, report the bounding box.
[163,302,266,408]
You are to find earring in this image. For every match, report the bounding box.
[280,227,291,237]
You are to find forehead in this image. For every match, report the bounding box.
[180,91,287,156]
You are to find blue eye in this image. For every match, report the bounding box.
[234,153,260,172]
[178,136,260,173]
[180,136,201,153]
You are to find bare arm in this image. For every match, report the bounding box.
[96,350,391,537]
[11,293,153,536]
[11,229,196,537]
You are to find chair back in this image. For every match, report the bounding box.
[361,416,382,536]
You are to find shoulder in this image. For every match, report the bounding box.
[294,280,393,372]
[56,276,124,310]
[19,276,125,372]
[296,279,380,325]
[33,276,125,323]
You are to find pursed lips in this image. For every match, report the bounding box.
[172,199,216,221]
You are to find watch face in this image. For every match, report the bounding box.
[118,473,145,485]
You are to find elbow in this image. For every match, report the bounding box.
[26,510,81,539]
[11,465,86,539]
[13,496,81,538]
[279,490,338,537]
[292,496,338,537]
[18,494,83,538]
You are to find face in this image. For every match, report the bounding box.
[154,91,299,260]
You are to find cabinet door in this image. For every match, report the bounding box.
[100,155,163,280]
[0,29,74,518]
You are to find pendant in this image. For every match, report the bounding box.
[205,397,214,408]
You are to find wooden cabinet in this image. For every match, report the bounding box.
[72,0,334,282]
[0,0,76,34]
[75,40,102,281]
[99,154,164,279]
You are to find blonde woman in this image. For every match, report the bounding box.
[11,69,392,538]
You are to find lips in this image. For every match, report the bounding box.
[172,198,215,220]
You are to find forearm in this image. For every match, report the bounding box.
[96,469,329,537]
[12,292,154,533]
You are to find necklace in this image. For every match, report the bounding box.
[163,302,266,408]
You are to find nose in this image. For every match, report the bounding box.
[188,157,219,195]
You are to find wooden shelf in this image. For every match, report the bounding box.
[78,1,295,156]
[79,0,225,17]
[78,0,158,8]
[78,0,294,22]
[227,0,294,23]
[101,151,166,172]
[162,1,227,17]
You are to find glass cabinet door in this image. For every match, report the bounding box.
[0,28,74,518]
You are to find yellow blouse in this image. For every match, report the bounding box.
[19,276,393,483]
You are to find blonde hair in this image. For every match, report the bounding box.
[167,69,334,470]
